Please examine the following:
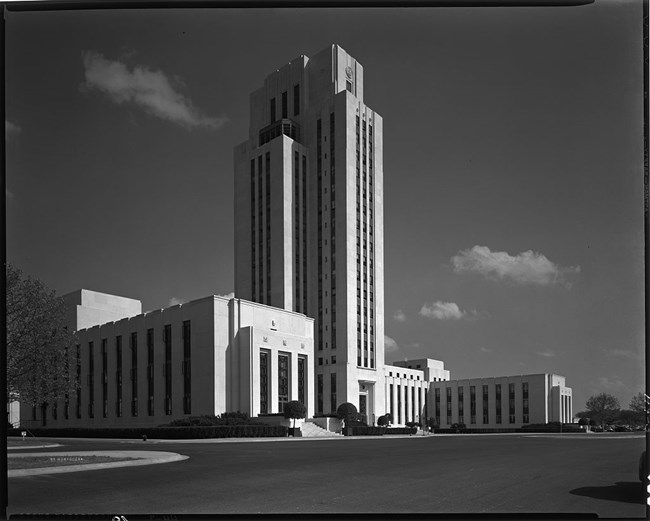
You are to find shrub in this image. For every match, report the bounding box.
[336,402,358,426]
[165,412,265,427]
[283,400,307,428]
[377,414,389,427]
[385,427,417,435]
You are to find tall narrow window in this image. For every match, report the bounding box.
[251,158,256,300]
[522,382,529,424]
[270,97,276,123]
[293,84,300,115]
[509,383,515,424]
[131,332,138,416]
[482,385,489,424]
[458,386,464,424]
[116,336,122,417]
[278,353,289,412]
[260,350,269,414]
[446,388,452,424]
[101,339,107,418]
[434,388,441,425]
[470,386,476,424]
[75,344,81,418]
[317,374,323,414]
[346,80,352,92]
[164,325,172,415]
[265,151,271,305]
[298,355,306,407]
[495,384,502,424]
[88,341,94,418]
[182,320,191,414]
[147,328,154,416]
[281,91,287,118]
[330,373,337,413]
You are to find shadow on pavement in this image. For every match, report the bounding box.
[569,481,645,504]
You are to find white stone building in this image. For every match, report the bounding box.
[429,374,573,429]
[18,44,573,431]
[20,290,314,428]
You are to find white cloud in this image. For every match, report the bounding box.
[419,301,466,320]
[168,297,186,306]
[535,349,555,358]
[451,245,580,287]
[597,376,627,391]
[5,120,21,135]
[217,291,235,299]
[480,347,493,353]
[384,335,399,353]
[393,309,406,322]
[609,349,642,361]
[81,51,227,130]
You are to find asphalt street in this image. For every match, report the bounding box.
[7,433,647,517]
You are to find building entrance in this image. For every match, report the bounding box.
[358,381,375,425]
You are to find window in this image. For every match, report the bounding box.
[346,80,352,92]
[182,321,191,414]
[298,356,306,408]
[101,339,108,418]
[482,385,489,424]
[278,353,289,412]
[470,386,476,424]
[509,383,515,424]
[330,373,337,413]
[164,325,172,415]
[116,337,122,417]
[446,388,452,424]
[317,374,323,414]
[522,382,529,424]
[88,341,94,418]
[293,84,300,115]
[130,332,138,417]
[270,97,276,122]
[260,350,269,414]
[147,328,154,416]
[458,386,464,424]
[495,384,502,424]
[281,91,287,118]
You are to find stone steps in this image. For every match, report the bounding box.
[300,420,343,438]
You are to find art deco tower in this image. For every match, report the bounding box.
[234,44,385,421]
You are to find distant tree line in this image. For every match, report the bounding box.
[575,392,647,429]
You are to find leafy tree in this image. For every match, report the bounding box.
[585,393,621,429]
[629,392,648,424]
[283,400,306,429]
[336,402,358,427]
[7,265,77,410]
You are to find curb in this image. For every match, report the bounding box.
[8,450,188,477]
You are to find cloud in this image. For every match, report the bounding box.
[384,335,399,353]
[168,297,186,306]
[6,189,14,200]
[81,51,227,130]
[608,349,642,361]
[480,347,493,353]
[597,376,627,391]
[535,349,555,358]
[451,245,580,287]
[393,310,406,322]
[419,301,467,320]
[217,291,235,299]
[5,120,21,135]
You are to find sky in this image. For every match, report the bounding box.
[5,1,645,413]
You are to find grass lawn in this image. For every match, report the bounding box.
[8,438,58,448]
[9,455,139,470]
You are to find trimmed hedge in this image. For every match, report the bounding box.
[7,425,288,439]
[385,427,417,435]
[343,426,418,436]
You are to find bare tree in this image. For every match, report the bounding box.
[7,265,77,413]
[629,392,648,425]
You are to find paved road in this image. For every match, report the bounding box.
[7,433,647,517]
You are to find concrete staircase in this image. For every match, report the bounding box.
[300,420,343,438]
